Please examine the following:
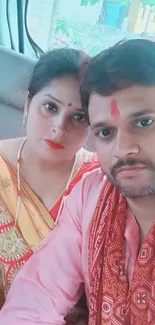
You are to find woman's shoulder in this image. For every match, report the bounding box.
[67,149,99,195]
[74,149,99,182]
[83,149,98,163]
[0,137,23,167]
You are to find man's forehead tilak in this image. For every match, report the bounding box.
[110,99,120,118]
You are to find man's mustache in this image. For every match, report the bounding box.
[110,158,154,177]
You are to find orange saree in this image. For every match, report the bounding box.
[0,150,99,315]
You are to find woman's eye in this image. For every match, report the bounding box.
[43,103,57,111]
[135,118,153,128]
[73,113,85,122]
[97,128,112,138]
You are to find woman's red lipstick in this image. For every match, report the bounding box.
[45,139,65,150]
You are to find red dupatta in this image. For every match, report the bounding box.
[88,177,155,325]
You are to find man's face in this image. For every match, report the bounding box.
[89,85,155,198]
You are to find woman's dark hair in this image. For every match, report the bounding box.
[80,39,155,120]
[28,48,90,98]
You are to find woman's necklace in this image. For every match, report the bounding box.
[14,137,78,228]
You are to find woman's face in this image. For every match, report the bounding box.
[25,75,90,162]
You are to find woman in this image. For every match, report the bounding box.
[0,48,99,323]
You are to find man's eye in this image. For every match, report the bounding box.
[135,118,153,128]
[43,103,57,111]
[73,113,85,122]
[97,129,112,138]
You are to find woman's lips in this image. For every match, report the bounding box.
[45,139,65,150]
[116,165,146,178]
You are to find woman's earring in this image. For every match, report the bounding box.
[23,111,28,125]
[22,110,28,135]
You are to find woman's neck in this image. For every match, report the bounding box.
[22,139,84,172]
[18,139,84,210]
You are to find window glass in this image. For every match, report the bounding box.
[27,0,155,56]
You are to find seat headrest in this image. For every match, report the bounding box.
[0,46,35,111]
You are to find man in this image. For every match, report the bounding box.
[1,38,155,324]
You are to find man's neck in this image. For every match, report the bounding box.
[127,195,155,246]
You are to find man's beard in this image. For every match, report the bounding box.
[105,158,155,199]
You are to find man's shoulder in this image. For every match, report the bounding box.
[78,168,106,231]
[82,167,104,186]
[80,167,105,202]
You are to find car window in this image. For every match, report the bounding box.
[26,0,155,57]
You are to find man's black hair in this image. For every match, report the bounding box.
[80,39,155,121]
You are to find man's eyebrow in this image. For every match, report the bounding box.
[91,122,108,130]
[130,109,154,118]
[91,109,155,129]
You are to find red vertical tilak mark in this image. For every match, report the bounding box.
[110,99,120,117]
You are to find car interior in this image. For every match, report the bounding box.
[0,45,35,139]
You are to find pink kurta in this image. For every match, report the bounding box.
[0,169,139,325]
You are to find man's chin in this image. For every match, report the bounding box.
[107,175,155,198]
[115,183,155,199]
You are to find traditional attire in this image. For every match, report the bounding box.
[0,150,98,311]
[0,168,154,325]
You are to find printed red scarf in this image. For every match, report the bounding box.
[88,178,155,325]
